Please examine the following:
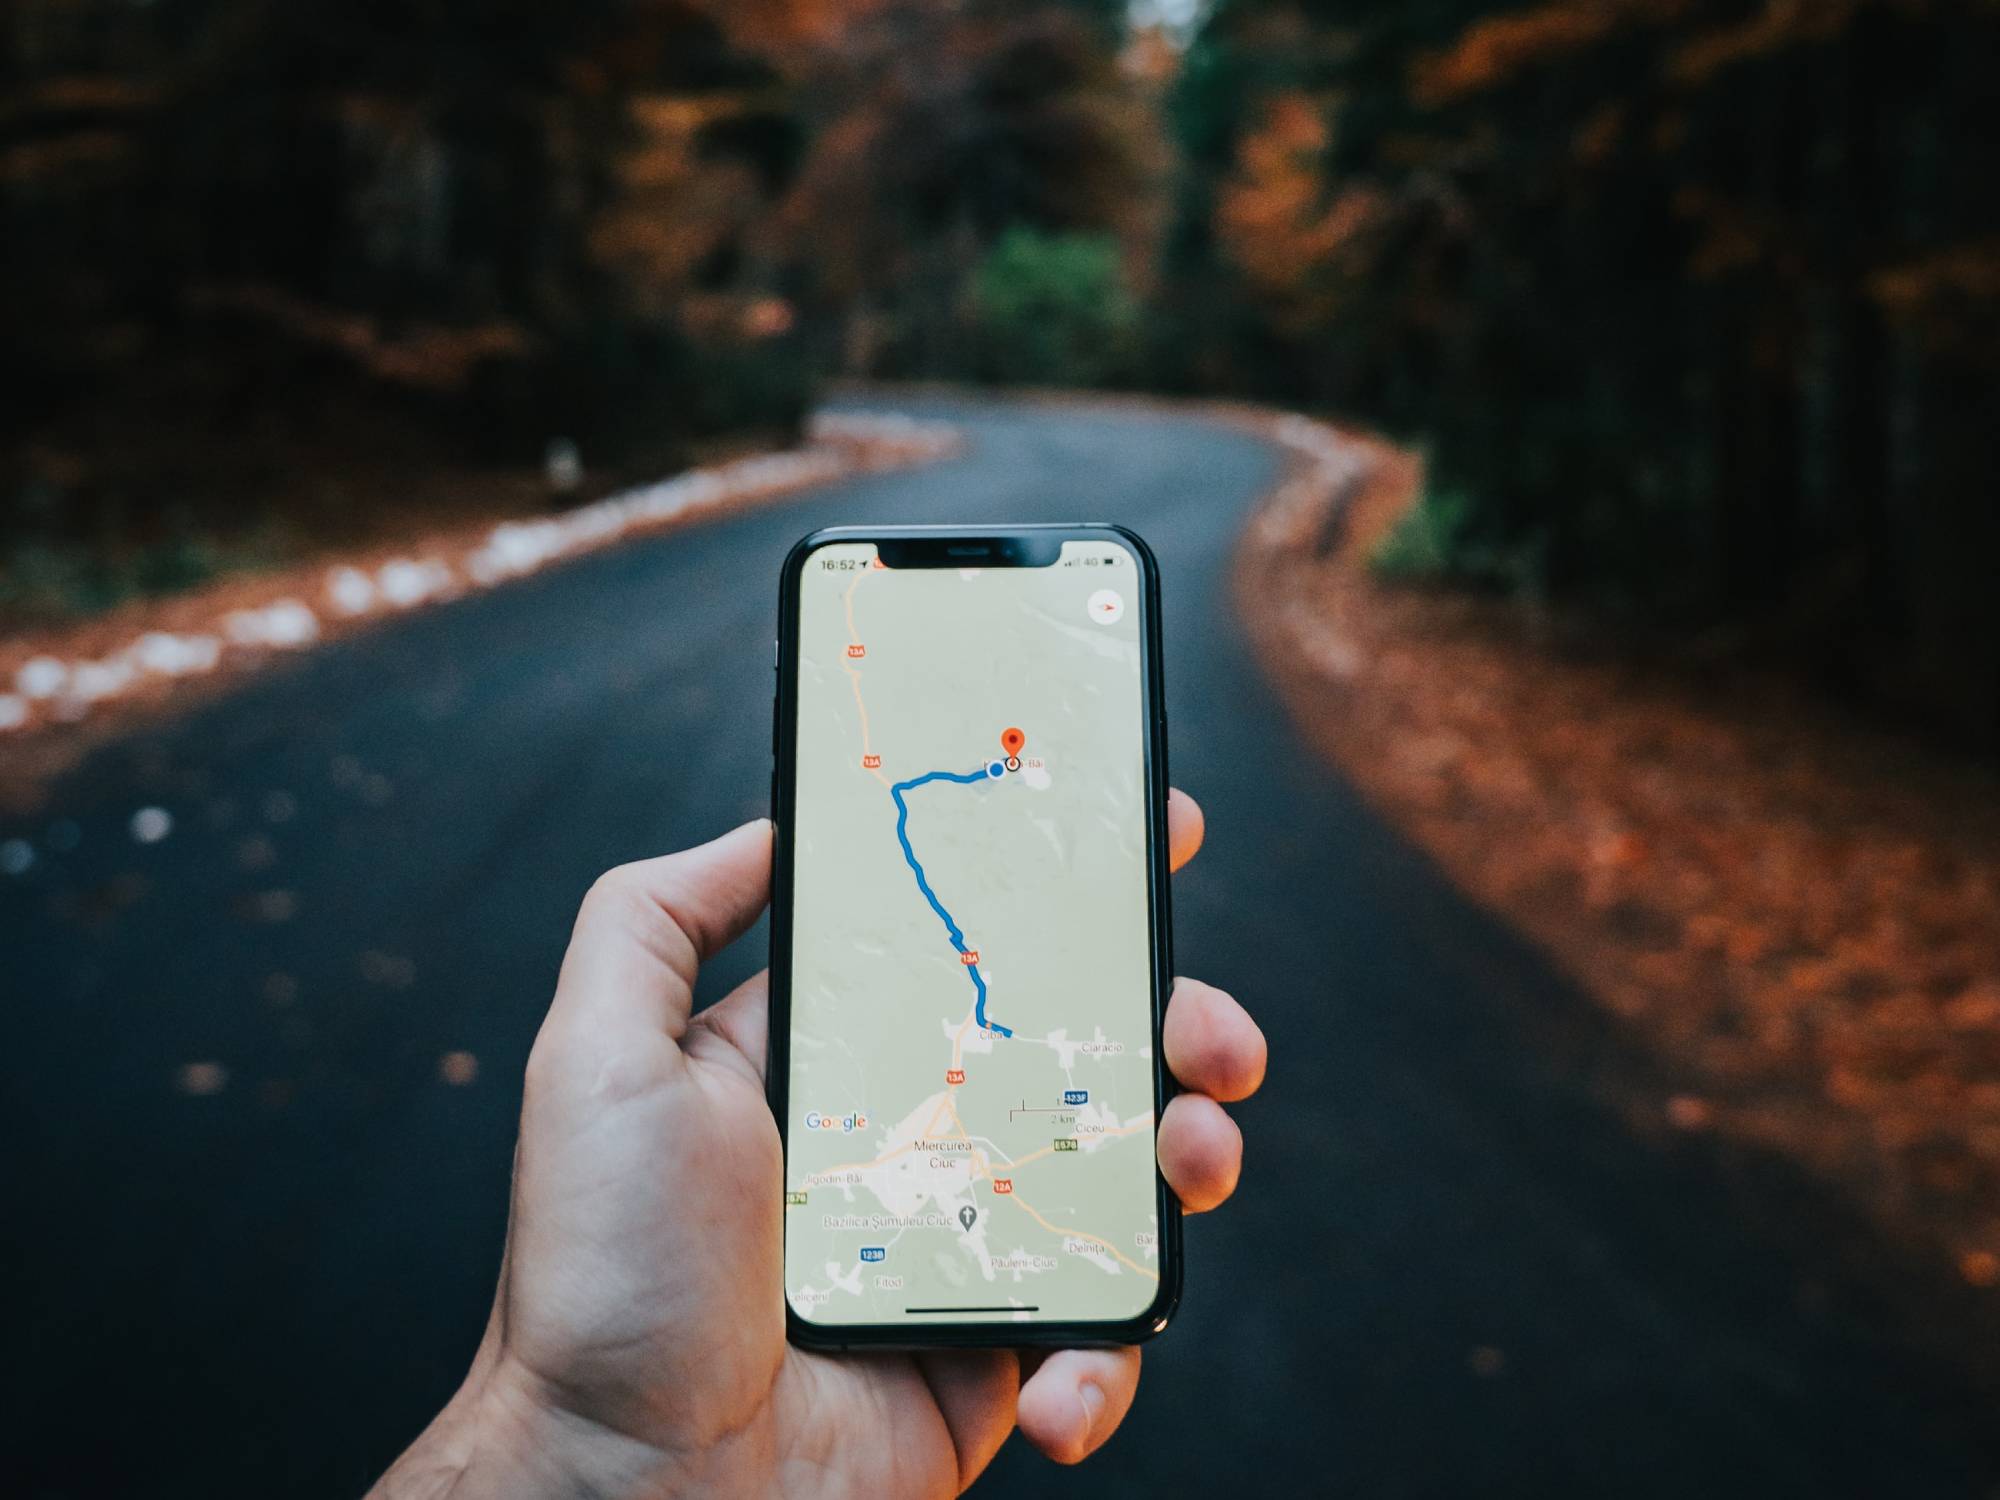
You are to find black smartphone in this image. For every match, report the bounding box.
[769,523,1180,1349]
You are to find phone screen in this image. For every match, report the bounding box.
[782,536,1165,1331]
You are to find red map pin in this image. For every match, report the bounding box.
[1000,726,1025,756]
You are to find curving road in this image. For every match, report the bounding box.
[6,399,1997,1497]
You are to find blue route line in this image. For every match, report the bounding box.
[889,766,1013,1038]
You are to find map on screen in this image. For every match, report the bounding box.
[784,537,1162,1328]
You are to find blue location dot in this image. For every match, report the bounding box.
[986,760,1005,779]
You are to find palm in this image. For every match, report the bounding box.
[503,967,981,1497]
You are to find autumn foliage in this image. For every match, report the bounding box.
[2,0,1163,613]
[1176,0,2000,745]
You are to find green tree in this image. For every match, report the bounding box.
[773,0,1162,378]
[970,226,1140,385]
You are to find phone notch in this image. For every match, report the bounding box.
[875,533,1064,569]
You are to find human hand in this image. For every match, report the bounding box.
[373,790,1264,1498]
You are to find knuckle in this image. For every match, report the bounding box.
[578,861,699,974]
[581,861,649,919]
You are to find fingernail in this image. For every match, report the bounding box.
[1079,1380,1106,1437]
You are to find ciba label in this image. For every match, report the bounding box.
[803,1110,869,1134]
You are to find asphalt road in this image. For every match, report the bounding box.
[7,399,1998,1498]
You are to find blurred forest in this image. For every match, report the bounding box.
[1172,0,2000,749]
[5,0,1998,742]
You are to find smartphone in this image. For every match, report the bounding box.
[769,523,1180,1349]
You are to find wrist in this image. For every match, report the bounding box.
[371,1356,681,1500]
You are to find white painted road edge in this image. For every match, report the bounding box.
[0,411,958,737]
[1251,413,1375,548]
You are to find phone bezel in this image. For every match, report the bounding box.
[768,522,1182,1350]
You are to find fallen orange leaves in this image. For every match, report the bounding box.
[1240,425,2000,1285]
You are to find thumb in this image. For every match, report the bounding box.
[549,819,773,1042]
